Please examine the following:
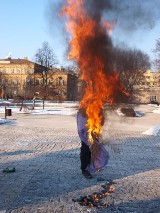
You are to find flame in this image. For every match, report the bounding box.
[101,19,116,36]
[61,0,129,144]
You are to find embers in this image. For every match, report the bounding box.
[72,181,115,208]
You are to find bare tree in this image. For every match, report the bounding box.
[34,41,58,68]
[113,47,150,96]
[153,38,160,71]
[34,41,58,92]
[34,41,58,106]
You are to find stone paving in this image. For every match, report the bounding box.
[0,110,160,213]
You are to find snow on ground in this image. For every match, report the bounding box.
[0,118,10,125]
[142,125,160,136]
[0,106,78,116]
[117,108,125,116]
[0,100,79,117]
[1,101,160,136]
[31,108,77,115]
[153,108,160,114]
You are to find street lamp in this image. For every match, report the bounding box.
[1,83,5,99]
[42,70,47,109]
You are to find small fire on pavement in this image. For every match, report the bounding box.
[72,181,115,208]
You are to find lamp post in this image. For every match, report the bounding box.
[1,83,5,99]
[42,70,47,109]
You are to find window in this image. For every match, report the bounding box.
[11,68,14,73]
[4,79,8,85]
[11,79,14,85]
[26,88,30,94]
[17,69,21,74]
[4,68,8,74]
[58,90,62,95]
[48,79,52,85]
[26,79,32,85]
[25,69,31,74]
[35,79,39,85]
[25,69,29,74]
[17,79,21,85]
[57,77,64,86]
[150,96,157,102]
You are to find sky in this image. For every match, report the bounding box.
[0,0,69,66]
[0,0,160,69]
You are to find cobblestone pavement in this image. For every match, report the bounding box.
[0,112,160,213]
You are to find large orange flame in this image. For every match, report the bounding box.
[61,0,129,144]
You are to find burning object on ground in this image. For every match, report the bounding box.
[117,107,136,117]
[72,181,115,208]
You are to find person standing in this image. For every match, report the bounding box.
[77,107,109,179]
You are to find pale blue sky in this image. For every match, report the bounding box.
[0,0,68,66]
[0,0,160,69]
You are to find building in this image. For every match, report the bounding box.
[0,58,78,101]
[133,70,160,104]
[34,67,78,101]
[76,69,160,104]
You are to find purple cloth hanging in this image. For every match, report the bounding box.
[77,111,109,172]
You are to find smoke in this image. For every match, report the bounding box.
[48,0,160,56]
[84,0,160,31]
[48,0,160,41]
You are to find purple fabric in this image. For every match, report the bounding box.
[77,112,109,172]
[77,112,89,146]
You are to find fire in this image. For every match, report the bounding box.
[61,0,129,144]
[101,19,117,36]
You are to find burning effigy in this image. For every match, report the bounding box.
[61,0,129,137]
[62,0,127,174]
[59,0,130,208]
[61,0,129,177]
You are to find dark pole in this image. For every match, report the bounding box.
[5,106,6,119]
[33,97,35,110]
[43,99,45,109]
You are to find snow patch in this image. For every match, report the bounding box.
[0,118,10,124]
[153,108,160,114]
[142,125,160,136]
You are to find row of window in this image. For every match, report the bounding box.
[0,68,33,74]
[1,78,66,86]
[145,76,160,79]
[4,90,21,95]
[3,89,65,96]
[1,79,29,85]
[138,82,160,86]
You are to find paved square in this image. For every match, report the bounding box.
[0,108,160,213]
